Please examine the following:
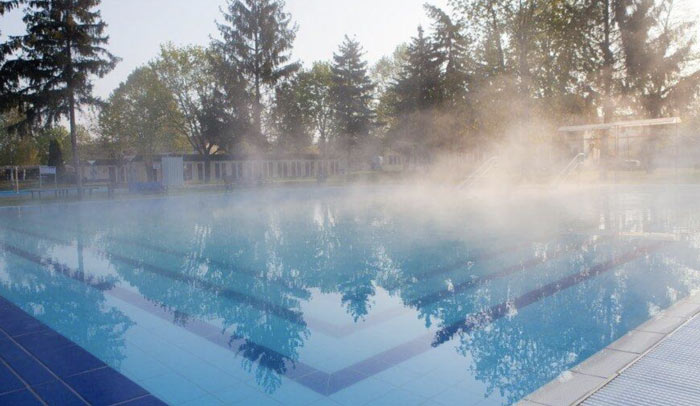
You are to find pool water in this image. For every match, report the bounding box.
[1,185,700,406]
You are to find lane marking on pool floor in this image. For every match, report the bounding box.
[1,222,600,340]
[0,237,669,396]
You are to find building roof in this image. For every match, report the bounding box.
[558,117,682,133]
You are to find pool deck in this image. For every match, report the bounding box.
[518,291,700,406]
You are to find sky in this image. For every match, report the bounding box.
[1,0,698,100]
[2,0,450,99]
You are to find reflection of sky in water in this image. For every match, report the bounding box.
[0,185,699,405]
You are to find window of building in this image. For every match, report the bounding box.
[197,163,204,181]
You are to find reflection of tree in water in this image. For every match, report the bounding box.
[12,189,700,399]
[432,241,700,405]
[0,229,133,368]
[100,208,311,393]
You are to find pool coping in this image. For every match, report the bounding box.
[517,291,700,406]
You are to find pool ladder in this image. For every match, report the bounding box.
[457,157,499,190]
[551,153,585,188]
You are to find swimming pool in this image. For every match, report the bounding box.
[1,184,699,405]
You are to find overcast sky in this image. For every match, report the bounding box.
[1,0,698,100]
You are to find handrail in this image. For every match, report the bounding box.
[457,157,498,190]
[551,153,585,187]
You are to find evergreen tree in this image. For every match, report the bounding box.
[47,138,64,174]
[1,0,118,191]
[425,5,471,103]
[387,27,446,156]
[213,0,299,149]
[392,26,444,113]
[0,1,25,103]
[330,36,375,155]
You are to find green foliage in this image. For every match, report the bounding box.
[271,62,335,152]
[271,75,314,152]
[330,36,375,153]
[99,66,184,160]
[213,0,299,147]
[393,26,444,114]
[152,43,250,159]
[47,138,64,173]
[1,0,118,187]
[615,0,700,117]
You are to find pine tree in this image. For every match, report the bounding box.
[0,1,25,97]
[1,0,118,192]
[425,5,471,104]
[214,0,299,149]
[392,26,444,113]
[330,36,375,155]
[47,138,64,174]
[388,27,445,157]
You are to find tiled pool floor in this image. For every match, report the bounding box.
[0,295,166,406]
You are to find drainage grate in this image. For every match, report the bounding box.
[583,315,700,406]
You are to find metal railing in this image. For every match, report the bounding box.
[457,157,499,190]
[551,153,585,188]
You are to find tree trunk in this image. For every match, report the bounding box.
[69,91,82,194]
[204,154,211,183]
[600,0,614,180]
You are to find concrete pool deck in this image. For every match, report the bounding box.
[518,291,700,406]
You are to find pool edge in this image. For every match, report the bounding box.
[518,291,700,406]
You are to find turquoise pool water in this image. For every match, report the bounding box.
[1,185,700,405]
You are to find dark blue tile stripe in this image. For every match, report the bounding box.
[432,241,669,346]
[0,240,329,395]
[407,235,612,308]
[0,228,308,328]
[0,236,661,397]
[2,223,586,339]
[0,296,167,406]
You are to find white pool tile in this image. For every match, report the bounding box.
[366,388,428,406]
[140,372,209,405]
[329,377,396,406]
[429,386,488,406]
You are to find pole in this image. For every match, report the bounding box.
[14,167,19,193]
